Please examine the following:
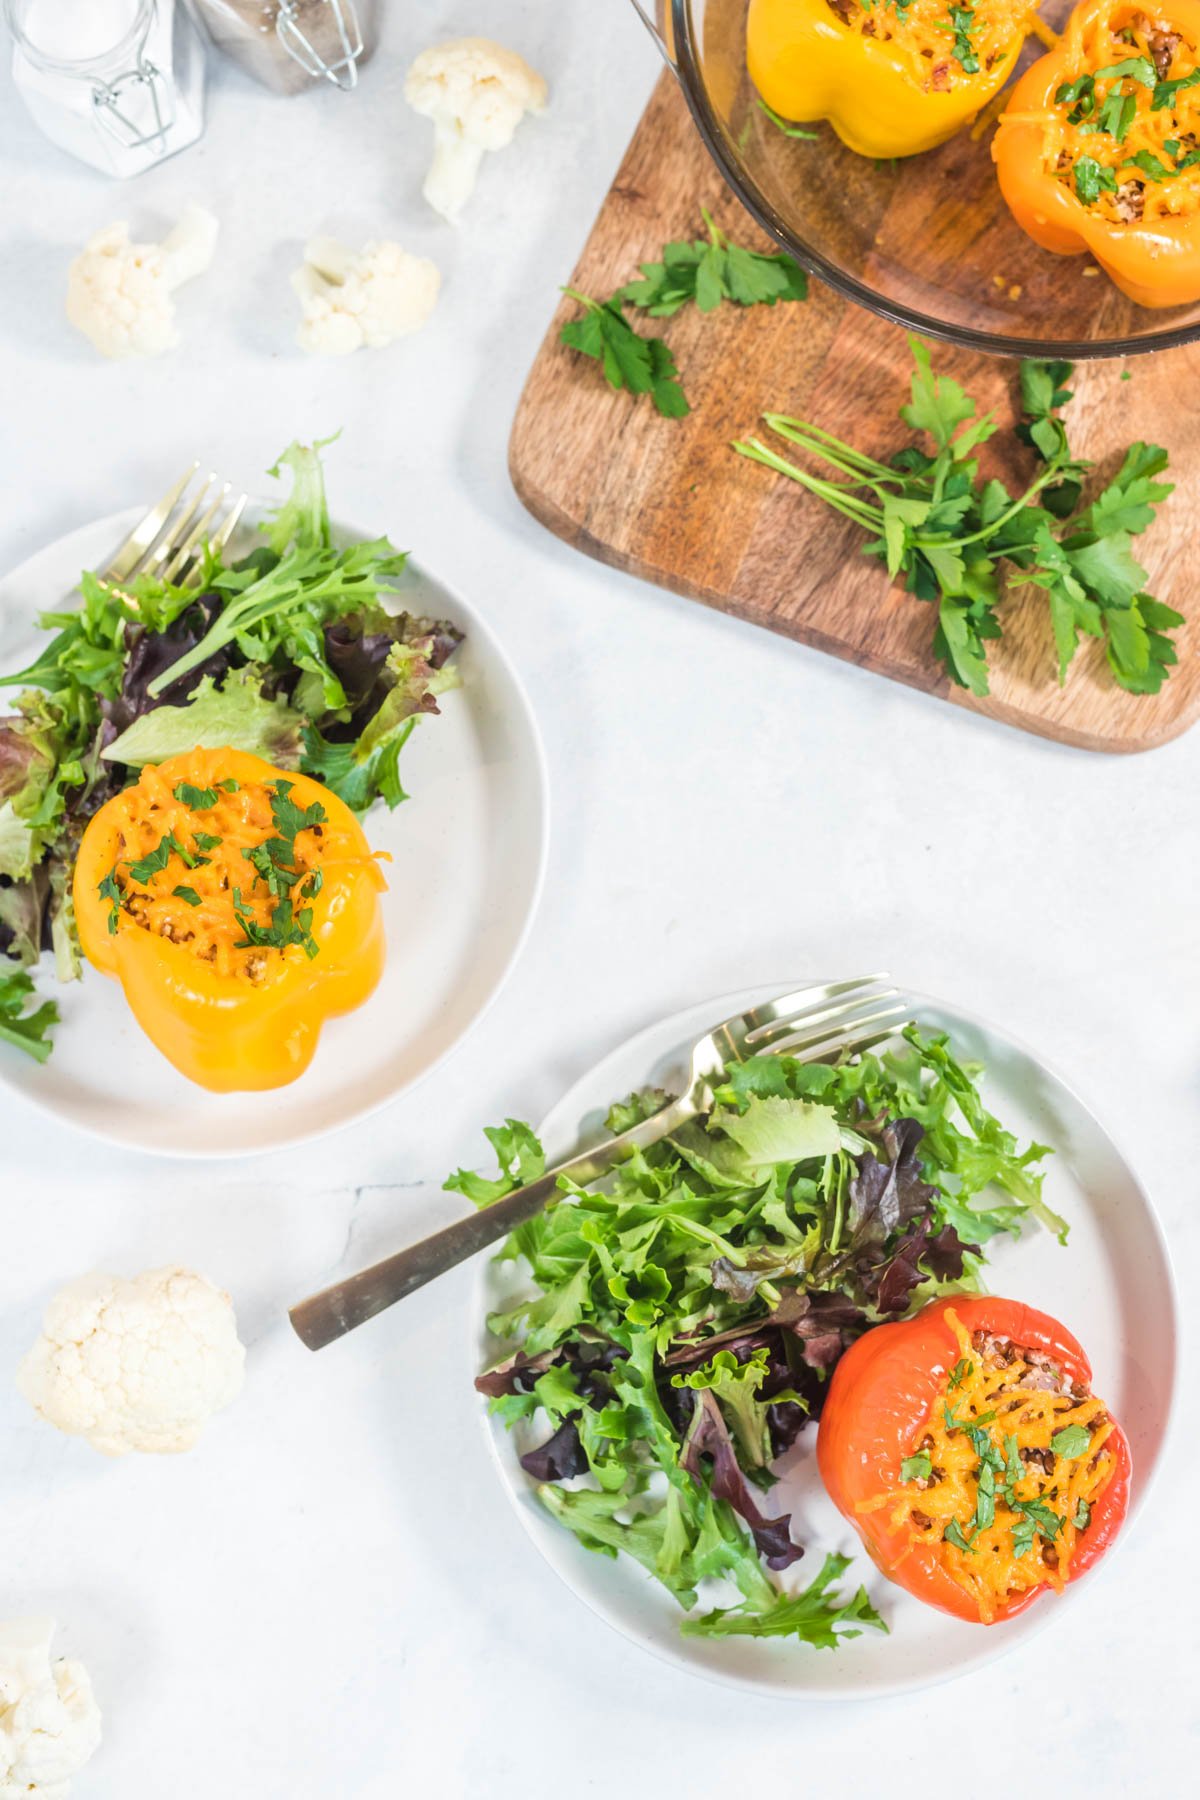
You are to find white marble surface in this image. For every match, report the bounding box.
[1,3,1196,1795]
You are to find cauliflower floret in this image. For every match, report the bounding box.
[292,237,441,355]
[404,38,548,222]
[66,203,219,360]
[17,1266,245,1457]
[0,1617,101,1800]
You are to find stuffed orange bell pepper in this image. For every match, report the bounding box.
[818,1297,1131,1624]
[747,0,1038,158]
[994,0,1200,305]
[74,748,386,1092]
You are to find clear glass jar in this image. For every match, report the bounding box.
[193,0,376,95]
[5,0,205,177]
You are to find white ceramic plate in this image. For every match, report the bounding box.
[478,983,1178,1698]
[0,508,548,1157]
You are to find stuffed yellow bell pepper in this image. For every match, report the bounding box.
[747,0,1036,158]
[74,748,386,1092]
[994,0,1200,306]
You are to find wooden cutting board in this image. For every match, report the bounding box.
[509,73,1198,754]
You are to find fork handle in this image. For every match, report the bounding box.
[288,1092,695,1351]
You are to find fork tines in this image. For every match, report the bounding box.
[104,465,248,592]
[741,974,909,1064]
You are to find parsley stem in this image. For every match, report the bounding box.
[700,206,724,248]
[762,415,904,485]
[733,440,884,531]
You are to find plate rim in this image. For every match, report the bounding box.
[474,978,1180,1700]
[0,504,551,1160]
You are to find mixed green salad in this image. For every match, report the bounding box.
[461,1026,1065,1647]
[0,438,459,1050]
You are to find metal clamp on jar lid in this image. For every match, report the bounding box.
[278,0,362,88]
[193,1,374,95]
[5,0,206,176]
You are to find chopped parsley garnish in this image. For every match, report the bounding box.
[947,1357,973,1389]
[948,7,979,75]
[1093,55,1157,88]
[238,780,327,908]
[1074,1498,1092,1530]
[1003,1432,1024,1500]
[1091,89,1136,143]
[172,886,202,907]
[1074,156,1119,204]
[268,779,327,845]
[943,1519,976,1554]
[964,1423,1004,1471]
[1057,73,1096,121]
[126,830,202,883]
[1011,1516,1037,1558]
[901,1451,933,1483]
[1123,148,1176,180]
[229,788,328,959]
[1153,67,1200,109]
[174,781,220,810]
[973,1461,996,1533]
[1013,1496,1063,1540]
[1009,1491,1064,1556]
[98,863,122,934]
[1050,1423,1092,1459]
[219,777,239,793]
[233,889,319,960]
[193,832,222,852]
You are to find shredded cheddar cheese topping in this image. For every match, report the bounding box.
[825,0,1036,91]
[857,1308,1119,1623]
[97,762,370,982]
[1001,7,1200,222]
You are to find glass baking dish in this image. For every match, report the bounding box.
[628,0,1200,359]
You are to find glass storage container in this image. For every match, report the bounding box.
[5,0,206,177]
[629,0,1200,358]
[193,0,376,94]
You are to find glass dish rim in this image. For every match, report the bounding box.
[669,0,1200,362]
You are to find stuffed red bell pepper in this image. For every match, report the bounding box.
[817,1297,1132,1624]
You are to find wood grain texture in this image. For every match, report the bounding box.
[509,72,1199,754]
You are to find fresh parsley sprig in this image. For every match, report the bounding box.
[734,339,1181,697]
[618,208,808,316]
[560,289,690,419]
[560,214,807,418]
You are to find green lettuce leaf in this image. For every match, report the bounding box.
[0,967,58,1062]
[102,671,304,769]
[711,1094,841,1165]
[0,800,38,881]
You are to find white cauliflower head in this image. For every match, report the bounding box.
[292,237,441,355]
[404,37,548,221]
[0,1617,101,1800]
[17,1266,245,1457]
[66,203,219,360]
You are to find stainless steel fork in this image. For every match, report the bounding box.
[103,464,249,592]
[288,975,911,1351]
